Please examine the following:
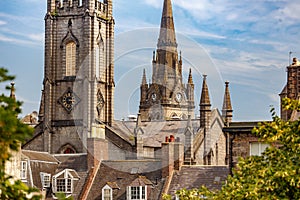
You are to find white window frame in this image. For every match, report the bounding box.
[52,169,78,194]
[127,186,147,200]
[250,142,269,156]
[40,172,51,188]
[102,185,113,200]
[20,161,27,180]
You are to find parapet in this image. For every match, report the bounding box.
[53,0,109,16]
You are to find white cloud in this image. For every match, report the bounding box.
[0,20,6,26]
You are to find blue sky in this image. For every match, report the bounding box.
[0,0,299,121]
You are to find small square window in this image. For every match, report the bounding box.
[40,172,51,188]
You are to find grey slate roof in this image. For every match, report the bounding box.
[54,153,88,172]
[168,165,229,196]
[87,160,164,200]
[112,119,201,147]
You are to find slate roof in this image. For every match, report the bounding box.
[54,153,88,172]
[112,118,201,147]
[22,150,60,190]
[22,150,59,163]
[168,165,229,196]
[87,160,164,200]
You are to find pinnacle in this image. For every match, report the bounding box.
[188,68,194,85]
[142,69,147,85]
[200,75,211,106]
[222,81,232,111]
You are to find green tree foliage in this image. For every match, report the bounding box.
[163,98,300,199]
[0,68,41,199]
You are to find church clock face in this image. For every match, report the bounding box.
[59,88,80,113]
[175,92,182,102]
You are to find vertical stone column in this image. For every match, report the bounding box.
[87,138,108,169]
[161,142,174,178]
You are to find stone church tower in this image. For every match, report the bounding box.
[24,0,114,154]
[139,0,195,121]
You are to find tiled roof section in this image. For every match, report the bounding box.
[22,150,59,163]
[54,154,88,172]
[73,171,89,200]
[129,176,153,187]
[112,119,200,147]
[21,151,59,190]
[168,166,229,195]
[87,160,164,200]
[107,182,120,189]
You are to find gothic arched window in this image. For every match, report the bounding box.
[66,41,76,76]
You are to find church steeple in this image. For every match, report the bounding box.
[139,0,195,121]
[157,0,177,50]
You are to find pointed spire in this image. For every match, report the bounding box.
[200,75,211,106]
[157,0,177,49]
[142,69,147,85]
[10,82,16,100]
[188,68,194,85]
[222,81,233,124]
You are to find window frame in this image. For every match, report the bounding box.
[40,172,51,188]
[250,142,269,156]
[52,169,78,194]
[127,186,147,200]
[102,185,113,200]
[20,160,27,180]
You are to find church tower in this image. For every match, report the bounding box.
[25,0,114,154]
[139,0,195,121]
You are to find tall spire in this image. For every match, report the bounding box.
[200,75,211,106]
[10,82,16,100]
[142,69,147,85]
[222,81,233,124]
[157,0,177,50]
[188,68,194,85]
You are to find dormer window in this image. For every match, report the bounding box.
[52,169,79,195]
[126,176,152,200]
[40,172,51,188]
[127,186,146,200]
[102,185,113,200]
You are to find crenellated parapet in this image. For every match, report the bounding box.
[47,0,112,20]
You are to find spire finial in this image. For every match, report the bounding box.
[10,82,16,100]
